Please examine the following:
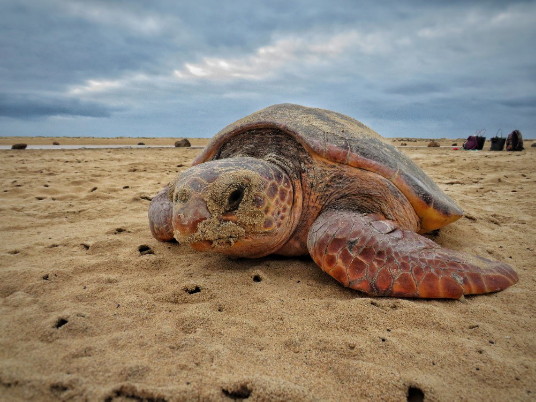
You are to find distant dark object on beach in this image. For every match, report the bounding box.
[531,142,536,148]
[427,140,440,147]
[400,142,407,146]
[137,142,145,146]
[490,135,506,151]
[12,143,27,150]
[506,130,524,151]
[52,141,60,145]
[462,134,486,150]
[175,139,191,147]
[476,136,486,150]
[451,143,457,146]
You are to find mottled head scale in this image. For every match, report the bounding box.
[170,157,296,257]
[149,104,518,299]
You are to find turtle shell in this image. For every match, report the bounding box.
[193,103,463,233]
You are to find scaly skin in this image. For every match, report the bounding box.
[307,210,518,298]
[148,186,174,241]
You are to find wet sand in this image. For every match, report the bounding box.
[0,137,535,401]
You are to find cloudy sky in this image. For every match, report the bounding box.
[1,0,534,138]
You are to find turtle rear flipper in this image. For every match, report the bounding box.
[307,210,518,299]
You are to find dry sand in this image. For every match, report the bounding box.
[0,137,535,401]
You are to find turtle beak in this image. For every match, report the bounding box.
[173,196,210,237]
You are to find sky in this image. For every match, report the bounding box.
[0,0,535,139]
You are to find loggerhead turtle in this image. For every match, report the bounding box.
[148,104,518,298]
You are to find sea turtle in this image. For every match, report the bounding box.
[148,104,518,298]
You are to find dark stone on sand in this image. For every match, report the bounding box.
[400,142,407,146]
[12,143,27,149]
[53,141,60,145]
[531,142,536,148]
[138,245,154,255]
[451,143,457,146]
[137,142,145,145]
[174,138,191,147]
[427,140,440,147]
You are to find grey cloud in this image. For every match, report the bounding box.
[499,96,536,109]
[0,94,116,119]
[0,0,186,91]
[387,82,445,96]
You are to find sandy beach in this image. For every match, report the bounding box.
[0,137,534,401]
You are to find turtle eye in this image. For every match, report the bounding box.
[227,187,245,212]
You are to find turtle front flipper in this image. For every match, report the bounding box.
[307,210,518,298]
[148,185,175,242]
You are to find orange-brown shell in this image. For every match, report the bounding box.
[193,103,463,233]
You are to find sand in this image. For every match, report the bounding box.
[0,137,535,401]
[0,137,209,147]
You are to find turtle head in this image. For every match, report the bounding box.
[171,157,296,257]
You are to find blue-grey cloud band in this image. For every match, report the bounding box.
[1,0,534,138]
